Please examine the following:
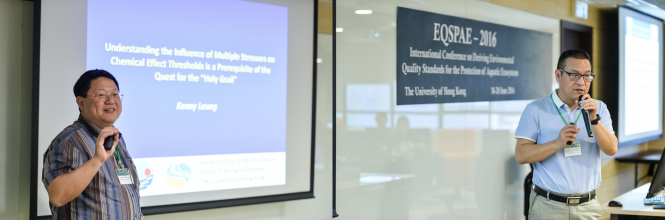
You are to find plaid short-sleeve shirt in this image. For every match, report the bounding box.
[42,115,142,220]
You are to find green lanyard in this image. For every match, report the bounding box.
[114,147,124,169]
[551,94,582,126]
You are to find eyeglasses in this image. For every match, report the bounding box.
[88,93,123,102]
[559,69,595,82]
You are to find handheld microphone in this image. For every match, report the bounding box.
[579,95,594,138]
[103,136,115,150]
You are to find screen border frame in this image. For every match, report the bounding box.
[29,0,318,218]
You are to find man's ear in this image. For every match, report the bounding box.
[555,69,561,83]
[76,96,84,113]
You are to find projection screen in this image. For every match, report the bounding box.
[31,0,316,218]
[618,6,663,147]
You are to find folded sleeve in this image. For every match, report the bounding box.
[597,100,614,134]
[515,103,538,143]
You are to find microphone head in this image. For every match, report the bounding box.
[579,95,584,102]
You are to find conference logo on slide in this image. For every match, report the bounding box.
[135,161,153,190]
[166,163,193,187]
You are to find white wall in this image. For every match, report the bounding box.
[0,1,33,219]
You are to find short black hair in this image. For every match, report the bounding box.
[557,49,592,71]
[73,69,120,98]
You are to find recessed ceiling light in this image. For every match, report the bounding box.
[336,28,344,32]
[355,10,372,15]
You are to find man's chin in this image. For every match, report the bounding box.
[101,116,119,126]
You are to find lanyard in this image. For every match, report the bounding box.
[550,94,582,126]
[77,120,124,169]
[113,147,123,169]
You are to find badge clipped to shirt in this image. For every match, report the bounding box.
[110,145,133,184]
[564,141,582,157]
[116,168,134,185]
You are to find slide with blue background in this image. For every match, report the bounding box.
[87,0,288,196]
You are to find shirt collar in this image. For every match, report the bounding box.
[551,89,570,110]
[78,114,102,134]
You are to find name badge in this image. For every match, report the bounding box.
[116,169,134,185]
[564,141,582,157]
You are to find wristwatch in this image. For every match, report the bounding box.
[590,114,601,125]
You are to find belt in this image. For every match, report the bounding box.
[533,185,596,205]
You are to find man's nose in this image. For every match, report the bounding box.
[575,77,586,85]
[105,97,116,104]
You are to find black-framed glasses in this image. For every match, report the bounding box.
[559,69,595,82]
